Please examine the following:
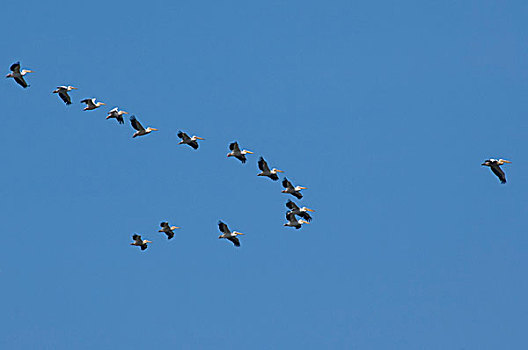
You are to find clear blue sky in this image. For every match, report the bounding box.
[2,1,528,349]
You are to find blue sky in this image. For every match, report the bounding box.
[2,0,528,348]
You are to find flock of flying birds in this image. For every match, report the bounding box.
[6,61,316,250]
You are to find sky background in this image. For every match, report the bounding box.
[1,0,528,349]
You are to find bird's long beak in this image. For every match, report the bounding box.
[503,160,512,163]
[106,115,111,119]
[123,111,129,114]
[298,186,307,189]
[305,208,315,212]
[170,226,180,230]
[150,128,158,131]
[5,74,10,78]
[227,153,232,157]
[276,169,284,173]
[71,87,77,90]
[236,232,244,235]
[145,240,152,243]
[25,70,33,73]
[196,137,205,140]
[481,163,487,166]
[301,221,310,224]
[245,150,254,154]
[100,103,106,105]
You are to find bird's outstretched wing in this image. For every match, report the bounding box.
[490,164,507,184]
[130,116,145,131]
[258,157,270,172]
[227,236,240,247]
[229,142,240,152]
[10,62,20,73]
[218,221,229,234]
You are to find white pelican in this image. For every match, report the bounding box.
[6,62,32,88]
[257,157,283,181]
[482,158,511,184]
[177,131,204,149]
[286,200,314,222]
[130,234,152,250]
[227,142,253,163]
[218,221,244,247]
[284,212,310,229]
[130,115,157,138]
[81,98,105,111]
[106,107,128,124]
[53,86,77,105]
[159,221,180,240]
[281,177,306,199]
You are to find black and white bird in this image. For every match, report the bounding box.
[106,107,128,124]
[481,158,511,184]
[177,131,204,149]
[53,86,77,105]
[227,142,253,163]
[218,221,244,247]
[6,62,32,88]
[286,200,314,222]
[81,98,105,111]
[257,157,283,181]
[130,234,152,250]
[281,178,306,199]
[130,115,157,138]
[284,212,310,229]
[158,221,180,240]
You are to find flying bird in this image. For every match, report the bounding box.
[159,221,180,240]
[106,107,128,124]
[177,131,204,149]
[130,234,151,250]
[6,62,32,88]
[281,177,306,199]
[257,157,283,180]
[482,158,511,184]
[218,221,244,247]
[286,200,314,222]
[81,98,105,111]
[130,115,157,138]
[284,212,310,229]
[227,142,253,163]
[53,86,77,105]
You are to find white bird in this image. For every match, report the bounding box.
[53,86,77,105]
[281,178,306,199]
[159,221,180,240]
[6,62,33,88]
[481,158,511,184]
[286,200,314,222]
[106,107,128,124]
[257,157,283,181]
[81,98,105,111]
[227,141,253,163]
[284,212,310,229]
[130,115,157,138]
[177,131,204,149]
[218,221,244,247]
[130,234,152,250]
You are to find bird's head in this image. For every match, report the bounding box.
[499,159,512,165]
[303,207,315,212]
[147,127,158,132]
[144,240,152,244]
[69,86,77,90]
[233,231,244,236]
[227,153,233,157]
[273,169,284,173]
[244,150,254,154]
[218,235,223,239]
[194,136,205,140]
[296,186,307,190]
[170,226,180,230]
